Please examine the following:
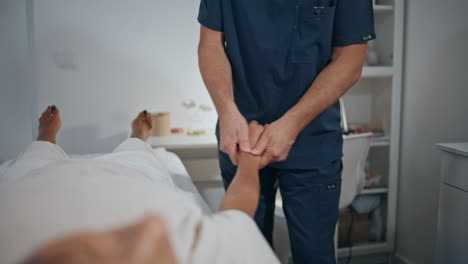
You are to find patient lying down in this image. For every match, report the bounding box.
[0,106,279,264]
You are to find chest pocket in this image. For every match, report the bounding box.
[291,0,336,64]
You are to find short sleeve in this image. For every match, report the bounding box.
[191,210,280,264]
[332,0,376,46]
[198,0,223,32]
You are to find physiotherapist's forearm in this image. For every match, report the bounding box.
[282,44,368,134]
[219,153,260,218]
[198,29,236,116]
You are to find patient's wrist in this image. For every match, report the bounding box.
[239,152,260,169]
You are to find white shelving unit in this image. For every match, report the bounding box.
[371,140,391,148]
[338,0,404,262]
[374,5,394,12]
[362,66,394,78]
[361,187,389,195]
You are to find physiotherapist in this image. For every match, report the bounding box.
[197,0,375,263]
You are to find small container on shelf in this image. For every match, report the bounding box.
[182,100,213,136]
[152,112,171,137]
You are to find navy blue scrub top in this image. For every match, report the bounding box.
[198,0,376,169]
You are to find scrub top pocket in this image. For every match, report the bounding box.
[291,0,336,64]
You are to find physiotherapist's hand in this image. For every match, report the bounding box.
[219,104,251,166]
[252,117,299,168]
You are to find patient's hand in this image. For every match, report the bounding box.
[220,121,264,216]
[238,121,264,169]
[248,121,264,147]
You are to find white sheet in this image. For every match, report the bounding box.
[0,141,279,264]
[0,146,211,214]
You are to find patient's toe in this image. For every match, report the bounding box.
[50,106,60,118]
[142,111,153,129]
[41,106,50,117]
[39,107,52,122]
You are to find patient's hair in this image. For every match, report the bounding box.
[22,250,98,264]
[23,256,66,264]
[20,215,176,264]
[22,259,43,264]
[21,239,105,264]
[22,254,72,264]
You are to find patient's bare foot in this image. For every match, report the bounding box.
[37,105,62,144]
[131,110,154,141]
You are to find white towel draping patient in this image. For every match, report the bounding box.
[0,139,279,264]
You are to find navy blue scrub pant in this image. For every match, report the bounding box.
[219,151,342,264]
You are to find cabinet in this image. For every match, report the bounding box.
[435,143,468,264]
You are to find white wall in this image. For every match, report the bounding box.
[33,0,215,154]
[396,0,468,263]
[0,0,35,162]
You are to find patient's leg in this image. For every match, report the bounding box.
[97,111,174,184]
[113,110,155,154]
[3,106,68,181]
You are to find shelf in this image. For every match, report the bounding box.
[361,187,389,195]
[148,133,217,150]
[371,139,390,147]
[338,242,389,258]
[362,66,393,78]
[374,5,394,12]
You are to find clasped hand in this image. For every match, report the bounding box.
[219,109,298,168]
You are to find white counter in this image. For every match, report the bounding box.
[435,142,468,264]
